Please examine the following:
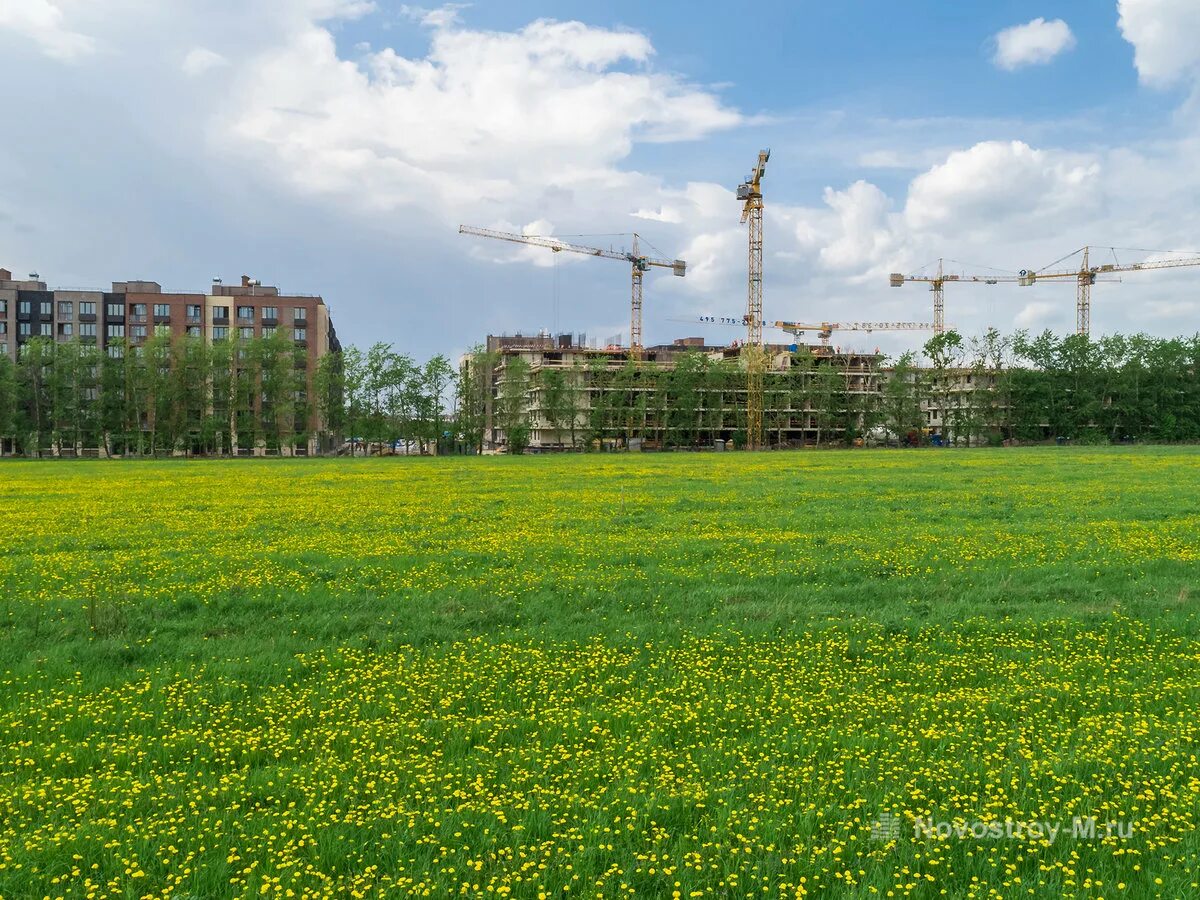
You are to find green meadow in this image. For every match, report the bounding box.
[1,448,1198,898]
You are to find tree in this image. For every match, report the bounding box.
[665,351,704,447]
[540,367,570,449]
[339,346,367,455]
[0,351,16,449]
[882,351,923,446]
[922,330,964,445]
[314,349,346,453]
[498,354,531,453]
[455,345,497,454]
[421,354,455,454]
[17,338,54,456]
[810,360,841,447]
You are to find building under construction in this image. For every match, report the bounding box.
[463,333,889,450]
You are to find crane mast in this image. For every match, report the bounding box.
[738,149,769,449]
[459,225,686,353]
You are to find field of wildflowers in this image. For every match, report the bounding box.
[1,447,1199,898]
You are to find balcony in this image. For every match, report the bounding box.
[153,315,171,325]
[212,315,230,326]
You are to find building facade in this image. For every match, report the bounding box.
[0,269,340,453]
[463,333,888,450]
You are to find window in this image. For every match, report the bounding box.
[239,326,255,340]
[39,322,52,337]
[186,304,202,320]
[293,307,307,322]
[0,322,5,335]
[155,325,170,337]
[79,302,96,316]
[19,322,32,337]
[106,302,124,317]
[107,345,124,359]
[0,300,6,314]
[130,325,147,340]
[213,306,229,320]
[0,343,6,357]
[153,303,170,318]
[237,306,255,321]
[262,306,277,320]
[293,327,307,341]
[131,303,147,317]
[19,300,30,315]
[39,301,52,316]
[262,325,276,338]
[58,323,73,337]
[57,301,73,317]
[83,388,97,402]
[212,326,229,340]
[79,323,97,337]
[107,324,125,338]
[186,325,201,337]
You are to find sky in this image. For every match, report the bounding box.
[2,0,1200,358]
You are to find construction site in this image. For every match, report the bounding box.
[459,149,1200,452]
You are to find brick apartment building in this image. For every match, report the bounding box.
[0,268,340,452]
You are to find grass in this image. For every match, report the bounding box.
[1,447,1199,898]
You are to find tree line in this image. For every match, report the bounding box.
[460,329,1200,451]
[0,333,316,456]
[860,328,1200,446]
[4,328,1200,457]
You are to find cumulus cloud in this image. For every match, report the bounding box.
[222,15,741,219]
[905,140,1100,237]
[992,18,1075,70]
[819,181,907,274]
[0,0,94,61]
[1118,0,1200,87]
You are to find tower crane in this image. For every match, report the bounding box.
[459,225,686,353]
[773,320,936,346]
[738,149,769,449]
[889,259,1019,334]
[1018,246,1200,336]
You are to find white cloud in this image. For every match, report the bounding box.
[182,47,228,77]
[1118,0,1200,87]
[819,181,907,274]
[221,15,740,220]
[0,0,94,61]
[904,140,1100,238]
[992,18,1075,71]
[400,3,468,28]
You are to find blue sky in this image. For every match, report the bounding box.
[2,0,1200,357]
